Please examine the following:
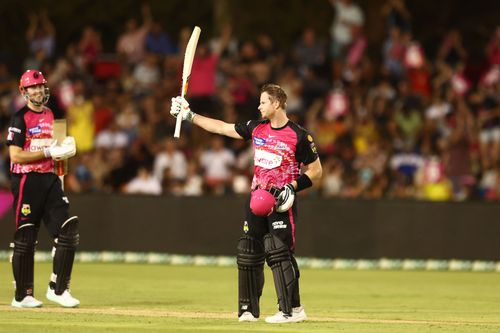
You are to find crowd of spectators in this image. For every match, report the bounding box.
[1,1,500,202]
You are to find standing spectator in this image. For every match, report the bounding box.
[26,10,56,60]
[437,29,467,69]
[293,27,327,78]
[78,26,102,71]
[381,0,412,33]
[116,4,152,65]
[187,26,231,117]
[329,0,364,80]
[444,100,476,200]
[382,27,406,82]
[486,27,500,67]
[145,21,177,57]
[67,80,94,153]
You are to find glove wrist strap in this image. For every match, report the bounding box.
[186,111,196,123]
[295,174,312,192]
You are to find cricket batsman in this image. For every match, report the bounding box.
[6,70,80,308]
[171,83,322,323]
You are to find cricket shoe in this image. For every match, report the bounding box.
[238,311,258,322]
[11,295,43,308]
[46,286,80,308]
[265,306,307,323]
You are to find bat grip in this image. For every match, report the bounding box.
[173,91,185,138]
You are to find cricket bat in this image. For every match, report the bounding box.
[174,26,201,138]
[53,119,68,189]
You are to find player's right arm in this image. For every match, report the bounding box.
[9,145,46,164]
[170,97,242,139]
[6,114,45,164]
[192,113,241,139]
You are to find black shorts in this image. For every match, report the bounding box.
[11,172,70,238]
[243,198,298,252]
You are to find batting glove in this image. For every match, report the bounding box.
[274,183,295,213]
[170,96,195,122]
[44,138,76,161]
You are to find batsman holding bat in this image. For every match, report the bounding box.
[6,70,80,308]
[171,84,322,323]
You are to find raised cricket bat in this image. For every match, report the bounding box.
[53,119,68,189]
[174,26,201,138]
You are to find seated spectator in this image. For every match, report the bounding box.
[132,53,161,96]
[153,138,187,184]
[95,119,129,149]
[415,156,453,201]
[124,166,162,195]
[200,136,235,195]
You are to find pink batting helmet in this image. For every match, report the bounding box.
[19,70,50,106]
[250,189,276,217]
[19,70,47,90]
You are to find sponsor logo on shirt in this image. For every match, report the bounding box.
[30,138,53,152]
[272,221,287,229]
[28,126,42,135]
[254,149,282,169]
[253,137,266,147]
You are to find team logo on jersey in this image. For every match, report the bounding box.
[243,221,249,233]
[21,204,31,216]
[28,126,42,135]
[253,137,266,147]
[307,135,317,154]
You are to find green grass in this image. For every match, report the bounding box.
[0,262,499,332]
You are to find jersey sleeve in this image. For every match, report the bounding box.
[295,131,319,165]
[6,113,26,148]
[234,120,260,141]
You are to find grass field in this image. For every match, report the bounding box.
[0,261,499,333]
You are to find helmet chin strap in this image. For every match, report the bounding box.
[23,86,50,107]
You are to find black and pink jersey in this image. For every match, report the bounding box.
[235,120,318,191]
[6,106,55,174]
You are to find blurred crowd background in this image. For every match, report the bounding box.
[1,0,500,201]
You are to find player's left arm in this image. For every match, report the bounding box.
[291,158,323,190]
[274,132,321,212]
